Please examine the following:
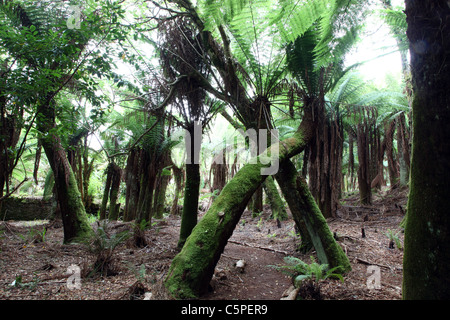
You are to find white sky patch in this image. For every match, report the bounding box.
[345,0,406,86]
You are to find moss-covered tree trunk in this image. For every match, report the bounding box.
[276,159,350,270]
[37,102,92,243]
[263,176,288,221]
[403,0,450,299]
[164,112,348,298]
[275,164,313,252]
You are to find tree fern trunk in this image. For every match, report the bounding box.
[275,163,313,252]
[108,163,122,220]
[37,100,92,243]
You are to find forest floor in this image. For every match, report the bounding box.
[0,186,407,300]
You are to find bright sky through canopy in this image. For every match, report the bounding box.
[345,0,405,86]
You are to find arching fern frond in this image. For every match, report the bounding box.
[314,0,370,68]
[270,0,333,43]
[378,7,408,52]
[198,0,250,30]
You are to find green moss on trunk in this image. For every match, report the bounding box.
[40,135,93,243]
[277,159,350,271]
[166,162,266,298]
[403,0,450,299]
[275,162,313,252]
[164,119,315,299]
[263,176,288,221]
[296,173,350,272]
[64,168,93,242]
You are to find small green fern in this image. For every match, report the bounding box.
[82,221,130,276]
[269,255,344,288]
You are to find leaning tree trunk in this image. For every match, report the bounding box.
[164,110,350,299]
[37,102,92,243]
[276,159,350,270]
[275,164,313,253]
[403,0,450,300]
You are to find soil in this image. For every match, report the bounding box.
[0,186,407,300]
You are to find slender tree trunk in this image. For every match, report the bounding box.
[403,0,450,299]
[356,121,371,205]
[397,113,410,186]
[108,163,122,220]
[250,186,264,215]
[137,166,156,223]
[153,151,172,219]
[210,151,227,195]
[153,172,171,219]
[170,162,183,216]
[263,176,288,221]
[100,163,113,220]
[385,119,399,186]
[124,148,140,221]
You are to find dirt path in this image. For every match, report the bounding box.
[0,188,406,300]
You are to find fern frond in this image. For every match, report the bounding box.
[314,0,369,68]
[286,26,320,95]
[378,7,407,38]
[270,0,333,43]
[198,0,250,30]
